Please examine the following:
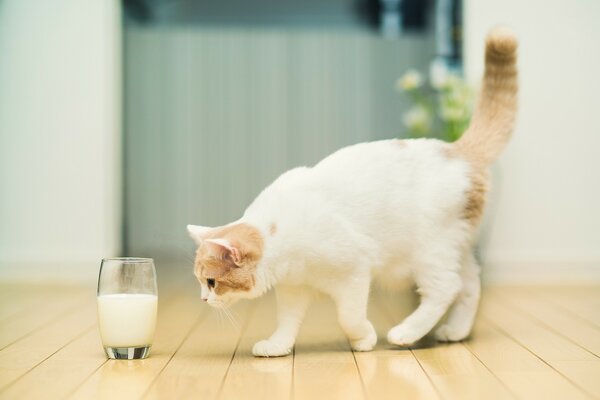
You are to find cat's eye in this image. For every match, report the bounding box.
[207,278,215,289]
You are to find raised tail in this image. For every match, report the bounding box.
[454,27,518,167]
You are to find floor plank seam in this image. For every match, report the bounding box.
[0,324,97,394]
[0,293,88,352]
[372,291,444,400]
[215,303,256,400]
[481,316,594,399]
[63,359,109,399]
[538,293,600,331]
[460,341,520,400]
[409,348,445,400]
[349,347,369,400]
[290,345,296,400]
[492,292,600,359]
[140,311,206,399]
[0,292,58,324]
[0,294,91,352]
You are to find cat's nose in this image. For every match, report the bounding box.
[202,297,208,302]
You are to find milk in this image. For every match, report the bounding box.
[97,293,157,348]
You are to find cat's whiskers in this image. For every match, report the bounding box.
[222,306,240,331]
[227,306,241,322]
[216,308,224,329]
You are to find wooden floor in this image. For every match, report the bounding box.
[0,273,599,400]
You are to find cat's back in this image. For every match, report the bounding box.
[246,138,473,229]
[313,138,469,194]
[315,138,444,169]
[304,138,472,226]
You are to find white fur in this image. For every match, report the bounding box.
[216,138,483,356]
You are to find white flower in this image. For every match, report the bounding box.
[429,60,449,89]
[396,69,423,91]
[403,106,431,132]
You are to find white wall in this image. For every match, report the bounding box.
[0,0,122,283]
[464,0,600,282]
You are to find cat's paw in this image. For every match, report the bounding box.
[349,323,377,352]
[252,340,292,357]
[434,324,469,342]
[350,332,377,352]
[387,324,422,346]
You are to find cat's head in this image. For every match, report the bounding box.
[187,223,264,308]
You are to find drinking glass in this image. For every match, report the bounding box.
[97,258,158,359]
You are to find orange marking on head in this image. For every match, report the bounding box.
[195,223,263,294]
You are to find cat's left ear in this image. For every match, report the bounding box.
[187,224,212,245]
[205,238,243,266]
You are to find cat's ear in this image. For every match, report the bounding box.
[205,238,243,266]
[187,224,212,245]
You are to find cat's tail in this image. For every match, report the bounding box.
[453,27,518,167]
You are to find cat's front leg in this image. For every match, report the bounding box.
[329,277,377,352]
[252,285,312,357]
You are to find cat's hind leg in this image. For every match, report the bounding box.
[434,252,481,342]
[387,254,462,346]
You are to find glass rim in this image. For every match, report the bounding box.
[101,257,154,263]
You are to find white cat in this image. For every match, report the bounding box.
[187,27,518,357]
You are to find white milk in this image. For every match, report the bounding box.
[97,293,157,348]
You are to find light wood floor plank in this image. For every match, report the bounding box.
[550,360,600,399]
[293,296,365,400]
[378,289,514,400]
[536,286,600,329]
[464,316,592,400]
[0,328,105,400]
[0,287,89,349]
[489,287,600,357]
[413,342,516,400]
[481,293,597,362]
[69,283,204,400]
[0,285,59,322]
[0,297,96,391]
[218,294,293,400]
[481,292,600,394]
[142,301,250,400]
[354,292,440,400]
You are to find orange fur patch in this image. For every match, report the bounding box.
[463,170,489,224]
[269,223,277,236]
[195,223,264,294]
[444,147,490,226]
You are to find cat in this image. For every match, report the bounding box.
[187,27,518,357]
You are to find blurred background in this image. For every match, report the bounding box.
[0,0,598,284]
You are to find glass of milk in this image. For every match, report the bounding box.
[97,257,158,360]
